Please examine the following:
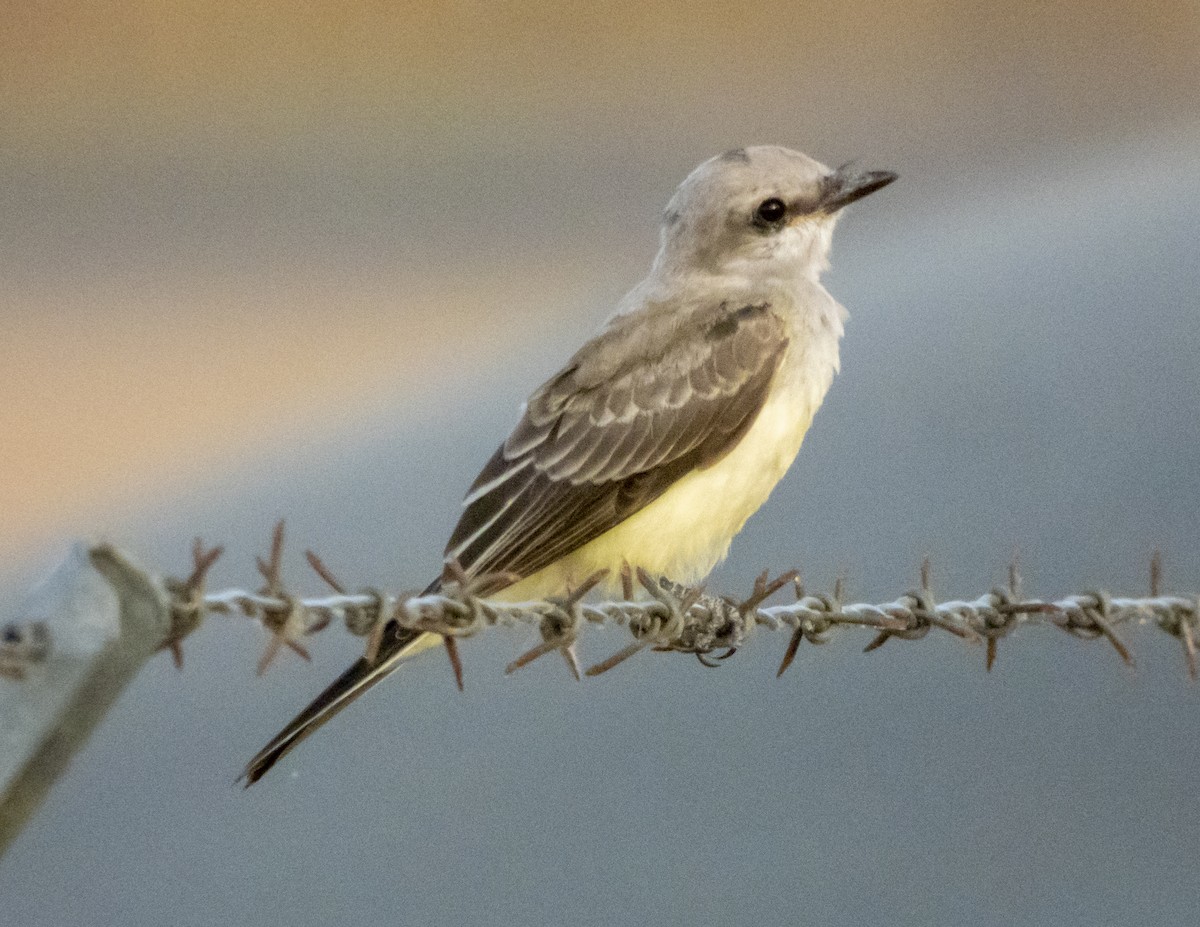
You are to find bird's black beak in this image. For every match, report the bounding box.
[819,166,898,212]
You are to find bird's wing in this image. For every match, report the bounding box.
[443,299,789,582]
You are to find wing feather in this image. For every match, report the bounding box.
[442,300,789,583]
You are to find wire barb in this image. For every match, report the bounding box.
[159,538,224,669]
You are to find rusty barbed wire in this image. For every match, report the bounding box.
[150,523,1200,684]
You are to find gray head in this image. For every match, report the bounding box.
[655,146,896,279]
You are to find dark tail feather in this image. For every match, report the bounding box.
[240,622,433,786]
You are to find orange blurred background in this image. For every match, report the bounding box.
[3,0,1198,566]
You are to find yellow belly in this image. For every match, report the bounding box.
[496,375,819,602]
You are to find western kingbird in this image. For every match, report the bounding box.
[242,146,895,784]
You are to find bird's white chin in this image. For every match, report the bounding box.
[778,219,837,279]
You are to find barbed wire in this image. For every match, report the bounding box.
[140,522,1200,683]
[3,523,1194,683]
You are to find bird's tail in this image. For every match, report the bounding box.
[239,620,442,786]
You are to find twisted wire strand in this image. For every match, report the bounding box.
[189,571,1200,680]
[0,621,52,680]
[7,528,1193,681]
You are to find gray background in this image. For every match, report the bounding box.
[2,3,1198,925]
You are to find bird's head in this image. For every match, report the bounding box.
[656,145,896,281]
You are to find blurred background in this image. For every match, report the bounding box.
[2,2,1198,924]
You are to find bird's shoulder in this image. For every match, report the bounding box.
[530,281,789,418]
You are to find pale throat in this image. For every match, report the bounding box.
[724,220,837,285]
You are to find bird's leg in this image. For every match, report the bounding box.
[651,575,747,662]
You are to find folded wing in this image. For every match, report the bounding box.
[443,300,789,582]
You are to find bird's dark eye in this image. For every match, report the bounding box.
[753,197,788,227]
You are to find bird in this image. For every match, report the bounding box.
[241,146,896,784]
